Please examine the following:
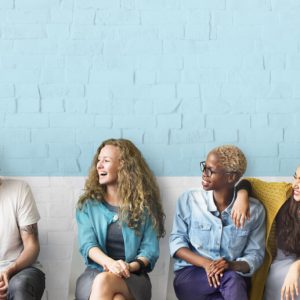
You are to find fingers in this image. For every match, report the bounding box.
[246,209,251,220]
[281,285,285,300]
[118,260,130,278]
[295,283,299,296]
[206,273,213,287]
[108,260,130,278]
[209,274,218,288]
[231,211,240,228]
[240,214,246,228]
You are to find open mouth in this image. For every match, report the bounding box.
[99,172,107,176]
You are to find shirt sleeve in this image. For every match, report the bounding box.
[236,201,266,276]
[76,203,100,266]
[136,214,160,272]
[17,182,40,227]
[169,192,191,257]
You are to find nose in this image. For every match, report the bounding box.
[292,178,300,190]
[97,160,103,169]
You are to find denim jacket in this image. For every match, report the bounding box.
[169,188,266,276]
[76,199,159,272]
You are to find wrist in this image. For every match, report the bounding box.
[4,263,17,278]
[130,258,146,274]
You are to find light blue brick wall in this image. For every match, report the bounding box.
[1,1,300,176]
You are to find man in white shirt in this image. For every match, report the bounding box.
[0,178,45,300]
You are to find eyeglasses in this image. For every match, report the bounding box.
[200,161,226,177]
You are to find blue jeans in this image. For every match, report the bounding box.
[174,266,251,300]
[8,267,45,300]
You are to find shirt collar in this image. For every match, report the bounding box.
[207,190,237,214]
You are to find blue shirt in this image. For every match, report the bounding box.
[76,199,160,272]
[169,188,266,276]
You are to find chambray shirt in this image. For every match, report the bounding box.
[169,188,266,276]
[76,199,159,272]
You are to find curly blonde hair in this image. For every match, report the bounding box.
[77,138,165,238]
[208,145,247,180]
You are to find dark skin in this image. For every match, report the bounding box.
[175,153,250,288]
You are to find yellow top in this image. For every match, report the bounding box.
[246,178,292,300]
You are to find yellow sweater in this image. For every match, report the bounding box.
[246,178,292,300]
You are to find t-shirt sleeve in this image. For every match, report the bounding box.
[17,182,40,227]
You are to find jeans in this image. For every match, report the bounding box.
[174,266,251,300]
[8,267,45,300]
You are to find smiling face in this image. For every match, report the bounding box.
[201,153,232,191]
[292,166,300,202]
[97,145,121,187]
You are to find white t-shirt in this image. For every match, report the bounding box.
[0,179,41,271]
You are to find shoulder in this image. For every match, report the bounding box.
[77,199,104,213]
[1,179,33,203]
[2,179,30,192]
[176,188,210,214]
[249,196,266,216]
[178,188,208,203]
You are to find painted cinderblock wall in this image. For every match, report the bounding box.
[1,0,300,177]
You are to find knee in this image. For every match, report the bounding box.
[92,272,115,294]
[8,276,30,295]
[222,270,246,287]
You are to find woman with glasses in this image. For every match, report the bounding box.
[75,139,165,300]
[169,145,266,300]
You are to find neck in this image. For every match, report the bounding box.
[213,188,234,212]
[105,185,120,206]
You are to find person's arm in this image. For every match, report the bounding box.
[208,257,250,276]
[235,202,266,276]
[170,193,221,287]
[281,259,300,300]
[0,223,40,297]
[135,213,159,272]
[76,204,130,278]
[232,179,252,228]
[88,247,130,278]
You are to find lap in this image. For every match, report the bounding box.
[8,267,45,299]
[174,266,249,300]
[75,268,151,300]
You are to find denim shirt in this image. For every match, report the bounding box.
[169,188,266,276]
[76,199,159,272]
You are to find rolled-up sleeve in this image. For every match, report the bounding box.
[236,203,266,276]
[76,205,99,265]
[169,192,191,257]
[137,215,160,271]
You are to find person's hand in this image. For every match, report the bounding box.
[0,271,9,300]
[208,258,230,277]
[281,260,300,300]
[203,260,222,288]
[231,190,250,228]
[103,259,130,278]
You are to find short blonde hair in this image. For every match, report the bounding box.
[208,145,247,179]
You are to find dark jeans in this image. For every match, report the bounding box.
[174,266,251,300]
[8,267,45,300]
